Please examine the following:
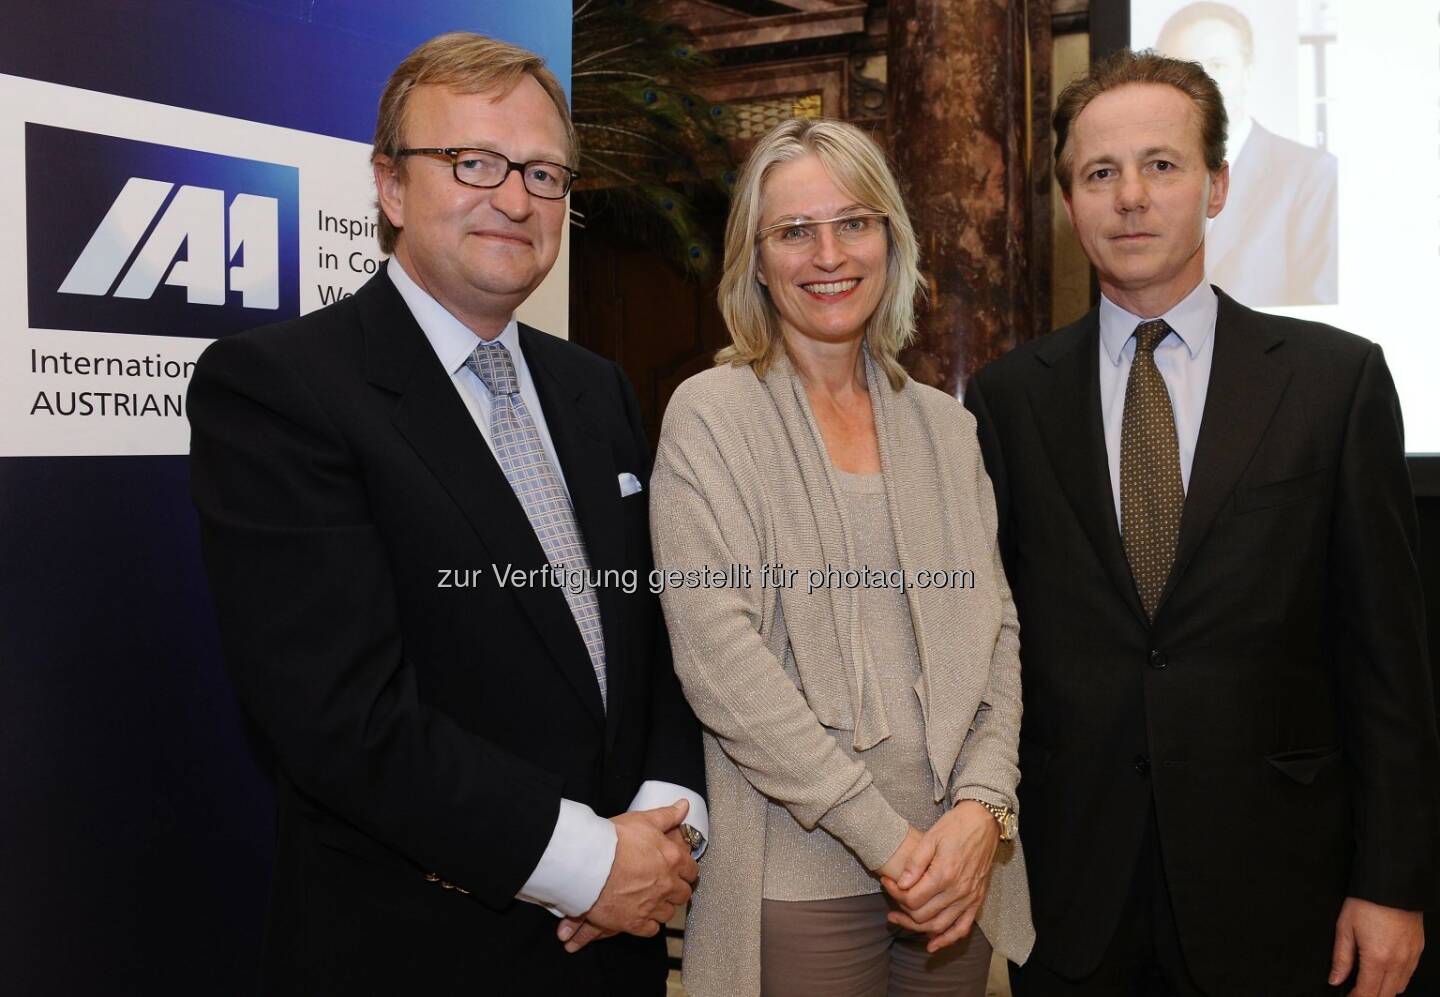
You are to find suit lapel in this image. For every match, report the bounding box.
[1027,311,1150,628]
[1158,290,1290,612]
[520,326,629,747]
[358,272,606,723]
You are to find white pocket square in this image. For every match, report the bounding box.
[618,472,643,497]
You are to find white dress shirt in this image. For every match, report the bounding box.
[389,257,571,497]
[1098,279,1218,528]
[388,259,709,917]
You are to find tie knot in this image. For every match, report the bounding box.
[1133,319,1170,355]
[466,341,519,397]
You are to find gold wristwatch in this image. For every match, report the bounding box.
[962,799,1017,842]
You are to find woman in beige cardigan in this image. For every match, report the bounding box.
[650,117,1033,997]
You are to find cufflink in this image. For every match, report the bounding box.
[423,871,470,895]
[679,823,705,856]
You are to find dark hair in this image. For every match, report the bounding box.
[1052,49,1228,195]
[1157,2,1255,65]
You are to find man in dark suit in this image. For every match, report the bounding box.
[965,51,1438,997]
[188,33,706,995]
[1157,1,1338,307]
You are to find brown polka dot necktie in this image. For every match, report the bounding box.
[1120,319,1183,619]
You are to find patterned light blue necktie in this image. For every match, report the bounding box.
[466,340,607,709]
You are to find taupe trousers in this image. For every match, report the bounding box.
[761,894,993,997]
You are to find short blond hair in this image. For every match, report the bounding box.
[716,118,922,390]
[371,32,574,254]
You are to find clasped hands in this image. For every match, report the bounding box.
[554,797,1000,957]
[878,800,1001,954]
[556,798,698,954]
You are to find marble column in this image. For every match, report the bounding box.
[889,0,1053,395]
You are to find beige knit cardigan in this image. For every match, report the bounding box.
[650,349,1034,997]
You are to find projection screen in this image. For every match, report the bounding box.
[1090,1,1439,484]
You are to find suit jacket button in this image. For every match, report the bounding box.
[1148,650,1168,669]
[1134,754,1151,775]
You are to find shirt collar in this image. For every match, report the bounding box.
[387,256,520,376]
[1099,279,1218,366]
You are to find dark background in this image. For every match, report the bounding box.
[0,456,274,994]
[1414,495,1440,992]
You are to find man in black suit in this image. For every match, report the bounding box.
[965,51,1438,997]
[188,33,705,995]
[1156,1,1338,307]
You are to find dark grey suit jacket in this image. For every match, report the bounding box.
[188,266,704,996]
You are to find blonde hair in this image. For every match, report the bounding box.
[716,118,922,390]
[371,32,575,254]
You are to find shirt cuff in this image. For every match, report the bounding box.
[516,799,618,918]
[629,780,710,858]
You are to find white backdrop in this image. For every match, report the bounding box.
[1133,0,1440,455]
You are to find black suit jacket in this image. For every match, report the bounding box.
[188,267,704,996]
[965,289,1439,996]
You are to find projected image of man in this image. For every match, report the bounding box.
[1157,1,1338,307]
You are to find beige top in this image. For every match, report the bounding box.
[762,469,945,901]
[651,349,1035,997]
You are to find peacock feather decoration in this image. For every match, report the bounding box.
[571,0,736,276]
